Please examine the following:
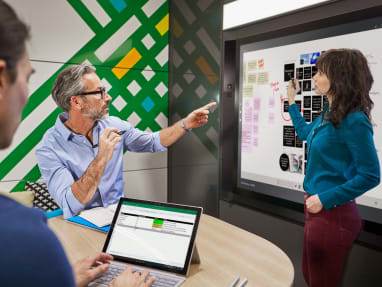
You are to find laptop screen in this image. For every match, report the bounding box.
[103,198,202,275]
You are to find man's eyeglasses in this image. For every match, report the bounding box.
[80,87,106,99]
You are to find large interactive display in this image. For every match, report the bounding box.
[237,17,382,221]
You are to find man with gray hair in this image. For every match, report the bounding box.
[36,64,215,218]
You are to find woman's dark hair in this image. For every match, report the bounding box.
[0,1,30,82]
[316,48,374,127]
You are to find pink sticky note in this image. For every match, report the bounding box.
[268,112,275,124]
[253,112,259,122]
[268,97,275,108]
[254,98,261,110]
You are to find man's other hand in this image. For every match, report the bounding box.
[183,102,217,129]
[109,266,155,287]
[73,252,113,287]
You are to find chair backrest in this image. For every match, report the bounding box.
[25,182,60,212]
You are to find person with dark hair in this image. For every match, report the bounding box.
[0,1,154,286]
[0,0,31,148]
[287,48,380,287]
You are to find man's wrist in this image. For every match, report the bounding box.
[94,154,109,171]
[180,119,192,132]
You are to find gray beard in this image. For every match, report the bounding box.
[82,107,108,121]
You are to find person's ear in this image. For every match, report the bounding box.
[0,60,8,96]
[0,59,8,88]
[70,95,83,111]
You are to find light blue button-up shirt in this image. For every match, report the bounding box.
[36,113,166,218]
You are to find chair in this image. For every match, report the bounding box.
[25,181,63,218]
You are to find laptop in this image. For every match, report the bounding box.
[89,197,203,287]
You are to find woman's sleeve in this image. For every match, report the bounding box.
[319,116,380,209]
[288,103,315,141]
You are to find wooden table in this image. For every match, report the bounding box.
[49,214,294,287]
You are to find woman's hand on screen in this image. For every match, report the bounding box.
[287,79,300,105]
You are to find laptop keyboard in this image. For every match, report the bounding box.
[89,262,184,287]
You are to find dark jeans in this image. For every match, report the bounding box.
[302,195,362,287]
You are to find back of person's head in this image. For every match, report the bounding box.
[0,1,31,149]
[52,64,96,112]
[0,0,30,82]
[316,48,374,126]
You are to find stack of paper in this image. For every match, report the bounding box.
[78,204,117,227]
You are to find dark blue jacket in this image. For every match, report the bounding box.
[0,195,75,286]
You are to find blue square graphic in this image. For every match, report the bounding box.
[109,0,127,13]
[142,97,155,112]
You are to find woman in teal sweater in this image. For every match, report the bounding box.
[287,48,380,287]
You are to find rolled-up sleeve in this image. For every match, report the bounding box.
[123,123,167,152]
[36,145,84,218]
[152,131,167,151]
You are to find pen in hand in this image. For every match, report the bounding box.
[291,78,296,90]
[92,130,126,148]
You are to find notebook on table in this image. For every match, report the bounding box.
[89,197,203,287]
[67,204,118,232]
[67,216,110,232]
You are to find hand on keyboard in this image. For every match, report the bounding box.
[72,252,113,287]
[109,266,155,287]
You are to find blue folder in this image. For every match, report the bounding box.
[67,215,110,232]
[45,208,63,219]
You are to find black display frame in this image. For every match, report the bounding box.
[220,7,382,239]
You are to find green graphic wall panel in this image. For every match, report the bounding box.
[1,0,169,192]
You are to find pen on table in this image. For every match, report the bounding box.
[230,275,240,287]
[237,278,248,287]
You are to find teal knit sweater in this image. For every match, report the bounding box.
[288,103,380,209]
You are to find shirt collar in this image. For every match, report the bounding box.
[55,113,101,141]
[55,113,72,141]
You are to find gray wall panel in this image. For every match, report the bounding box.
[168,0,222,215]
